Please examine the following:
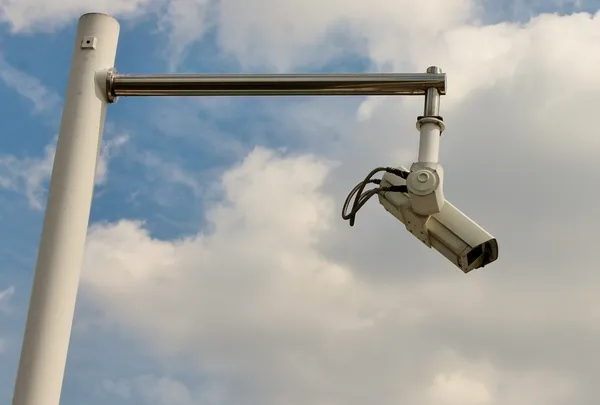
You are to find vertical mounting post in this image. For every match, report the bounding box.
[11,13,119,405]
[423,66,441,117]
[407,66,446,216]
[417,66,444,164]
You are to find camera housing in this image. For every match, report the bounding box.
[378,167,498,273]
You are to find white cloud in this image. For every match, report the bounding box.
[139,152,203,198]
[136,376,195,405]
[0,142,55,210]
[0,286,14,314]
[0,56,61,114]
[81,146,584,404]
[83,148,392,403]
[157,0,211,71]
[428,372,493,405]
[102,378,132,399]
[0,0,156,33]
[104,375,213,405]
[95,134,129,186]
[2,0,472,70]
[0,133,128,210]
[0,0,596,77]
[215,0,476,71]
[422,350,578,405]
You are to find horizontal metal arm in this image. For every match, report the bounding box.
[106,70,446,100]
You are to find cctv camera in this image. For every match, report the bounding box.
[377,167,498,273]
[340,69,498,272]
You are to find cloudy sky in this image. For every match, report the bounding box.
[2,0,600,404]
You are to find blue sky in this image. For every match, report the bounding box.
[3,1,600,405]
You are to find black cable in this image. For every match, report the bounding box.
[344,167,387,226]
[342,167,409,226]
[342,181,379,224]
[386,167,410,179]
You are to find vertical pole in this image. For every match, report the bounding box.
[417,66,443,163]
[12,13,119,405]
[423,66,441,117]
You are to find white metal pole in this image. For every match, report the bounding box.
[417,120,443,163]
[12,13,119,405]
[417,66,444,164]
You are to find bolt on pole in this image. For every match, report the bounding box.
[12,12,445,405]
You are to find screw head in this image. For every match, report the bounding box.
[417,172,430,183]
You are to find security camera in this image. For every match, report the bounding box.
[377,167,498,273]
[341,68,498,273]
